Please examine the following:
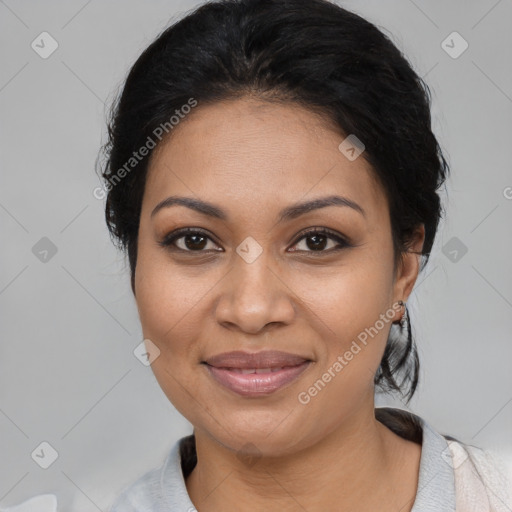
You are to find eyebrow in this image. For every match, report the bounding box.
[150,194,366,222]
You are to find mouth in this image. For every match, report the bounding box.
[202,350,313,397]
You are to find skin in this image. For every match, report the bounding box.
[134,96,425,511]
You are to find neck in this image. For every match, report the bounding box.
[185,404,421,512]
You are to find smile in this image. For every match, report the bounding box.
[203,361,312,397]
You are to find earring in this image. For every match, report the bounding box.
[396,300,406,327]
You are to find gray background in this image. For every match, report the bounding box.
[1,0,511,510]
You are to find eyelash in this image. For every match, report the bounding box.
[158,227,352,255]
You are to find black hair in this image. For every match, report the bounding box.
[96,0,450,403]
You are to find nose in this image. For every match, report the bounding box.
[214,252,296,335]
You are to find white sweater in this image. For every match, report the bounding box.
[445,438,512,511]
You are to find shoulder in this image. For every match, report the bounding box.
[376,407,512,511]
[444,437,512,511]
[109,465,162,512]
[108,435,195,512]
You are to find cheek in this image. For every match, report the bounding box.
[134,254,210,422]
[287,251,394,393]
[135,244,213,345]
[291,267,394,440]
[133,244,224,406]
[289,250,394,338]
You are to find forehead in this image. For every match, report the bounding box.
[143,97,387,221]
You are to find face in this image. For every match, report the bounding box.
[134,97,423,457]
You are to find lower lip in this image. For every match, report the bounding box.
[204,362,312,397]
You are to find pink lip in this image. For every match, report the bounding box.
[202,350,313,397]
[204,350,310,369]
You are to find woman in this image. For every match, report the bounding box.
[98,0,511,510]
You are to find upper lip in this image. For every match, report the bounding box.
[203,350,311,369]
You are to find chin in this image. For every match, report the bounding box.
[198,408,315,457]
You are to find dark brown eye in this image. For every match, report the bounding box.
[158,227,351,255]
[158,228,221,252]
[304,233,329,251]
[290,228,350,253]
[181,233,208,250]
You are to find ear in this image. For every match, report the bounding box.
[393,224,425,306]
